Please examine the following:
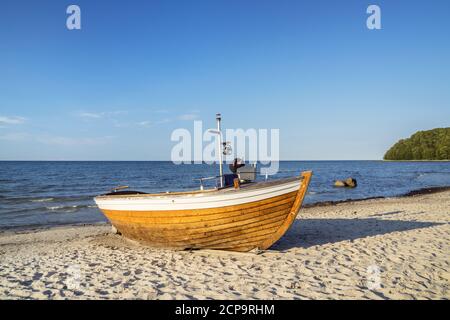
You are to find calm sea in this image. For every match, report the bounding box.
[0,161,449,230]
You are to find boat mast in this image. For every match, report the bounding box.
[216,113,224,188]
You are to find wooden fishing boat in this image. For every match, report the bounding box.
[94,171,312,252]
[94,114,312,251]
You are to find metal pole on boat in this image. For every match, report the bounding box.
[216,113,224,188]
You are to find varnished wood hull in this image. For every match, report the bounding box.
[94,171,312,252]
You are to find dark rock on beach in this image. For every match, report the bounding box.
[334,178,357,188]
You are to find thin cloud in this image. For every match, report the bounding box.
[78,112,103,119]
[115,120,153,128]
[137,118,172,127]
[0,132,30,141]
[138,121,152,127]
[178,113,199,121]
[156,118,171,124]
[0,116,26,125]
[76,111,127,119]
[75,110,191,127]
[154,109,169,114]
[36,135,114,146]
[0,131,113,146]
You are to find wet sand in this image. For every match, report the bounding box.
[1,190,449,299]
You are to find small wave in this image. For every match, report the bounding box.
[45,204,96,212]
[47,205,75,211]
[307,190,336,195]
[2,203,96,216]
[31,198,54,203]
[3,195,94,205]
[416,173,429,178]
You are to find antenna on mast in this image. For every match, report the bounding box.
[216,113,224,188]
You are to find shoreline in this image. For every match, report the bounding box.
[304,185,450,208]
[383,160,450,162]
[2,185,450,234]
[1,189,449,299]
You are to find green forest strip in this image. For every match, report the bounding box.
[384,128,450,160]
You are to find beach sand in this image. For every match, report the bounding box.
[1,191,449,300]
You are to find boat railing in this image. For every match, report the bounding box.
[194,174,242,190]
[194,173,259,191]
[193,176,220,191]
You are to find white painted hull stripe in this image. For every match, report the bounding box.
[95,180,300,211]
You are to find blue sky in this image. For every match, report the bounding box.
[0,0,449,160]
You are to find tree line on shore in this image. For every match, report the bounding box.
[384,127,450,160]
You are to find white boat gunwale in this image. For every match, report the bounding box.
[94,176,304,211]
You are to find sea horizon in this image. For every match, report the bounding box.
[2,159,449,162]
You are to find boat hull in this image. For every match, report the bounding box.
[94,171,312,252]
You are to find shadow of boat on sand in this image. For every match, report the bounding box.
[272,216,444,251]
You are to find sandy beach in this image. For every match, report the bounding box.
[1,190,449,300]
